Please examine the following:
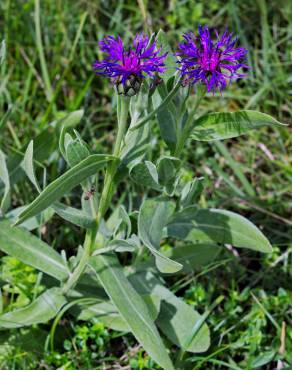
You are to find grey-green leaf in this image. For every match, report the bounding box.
[0,220,69,281]
[152,88,177,151]
[0,288,66,328]
[15,154,116,226]
[157,156,181,186]
[192,110,284,141]
[77,301,130,331]
[119,205,132,238]
[21,140,41,192]
[7,206,54,231]
[130,161,161,190]
[1,128,57,193]
[89,254,174,370]
[130,271,210,353]
[166,207,272,253]
[119,85,150,171]
[138,199,183,273]
[180,177,204,208]
[59,110,84,158]
[0,40,6,65]
[251,351,276,368]
[77,294,160,333]
[52,202,95,229]
[66,138,90,168]
[163,244,220,273]
[107,239,136,253]
[0,150,10,215]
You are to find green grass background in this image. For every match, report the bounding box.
[0,0,291,369]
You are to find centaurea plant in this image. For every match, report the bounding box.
[0,28,283,369]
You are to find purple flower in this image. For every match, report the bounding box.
[176,26,248,92]
[93,34,167,95]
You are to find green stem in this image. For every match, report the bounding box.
[96,96,130,226]
[62,226,96,293]
[174,88,206,157]
[62,96,130,293]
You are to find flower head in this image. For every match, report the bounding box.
[176,26,248,92]
[93,34,167,96]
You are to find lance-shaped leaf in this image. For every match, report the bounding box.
[52,202,95,229]
[0,288,66,328]
[166,207,272,253]
[77,294,160,332]
[21,140,41,192]
[7,206,54,231]
[0,111,84,195]
[1,128,57,194]
[15,154,116,226]
[107,238,137,253]
[157,156,181,195]
[130,161,161,190]
[59,110,84,158]
[77,301,129,331]
[133,243,220,273]
[191,110,284,141]
[65,137,90,168]
[119,205,132,238]
[152,85,177,151]
[163,244,220,273]
[180,177,204,208]
[157,156,181,187]
[130,271,210,353]
[0,220,69,280]
[138,199,182,273]
[89,254,174,370]
[0,39,6,65]
[0,150,10,215]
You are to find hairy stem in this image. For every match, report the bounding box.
[62,226,96,293]
[96,96,130,226]
[174,88,206,157]
[62,96,130,293]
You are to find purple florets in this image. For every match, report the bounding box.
[176,26,248,92]
[93,34,167,95]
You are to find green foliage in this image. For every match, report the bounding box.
[0,288,67,328]
[14,154,116,225]
[0,220,69,281]
[191,110,284,141]
[166,207,272,253]
[0,0,291,369]
[89,254,174,370]
[138,198,183,273]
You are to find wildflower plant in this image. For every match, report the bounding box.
[0,28,283,369]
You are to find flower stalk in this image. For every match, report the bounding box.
[174,86,206,157]
[63,96,130,293]
[96,96,130,226]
